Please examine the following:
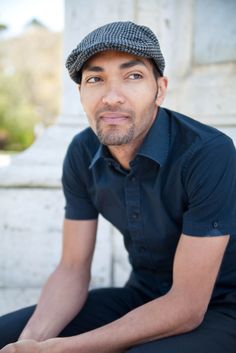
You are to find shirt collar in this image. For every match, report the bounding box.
[137,107,170,167]
[89,107,170,169]
[89,143,111,169]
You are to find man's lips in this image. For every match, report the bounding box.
[100,113,129,125]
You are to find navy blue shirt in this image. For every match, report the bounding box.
[62,107,236,302]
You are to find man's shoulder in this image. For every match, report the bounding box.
[70,126,99,147]
[164,107,231,148]
[68,127,100,155]
[166,108,221,138]
[64,127,100,168]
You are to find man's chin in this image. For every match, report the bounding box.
[100,138,132,146]
[97,133,133,146]
[96,126,134,146]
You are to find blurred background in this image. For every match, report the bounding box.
[0,0,236,317]
[0,0,63,158]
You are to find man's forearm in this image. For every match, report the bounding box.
[19,264,90,341]
[62,289,203,353]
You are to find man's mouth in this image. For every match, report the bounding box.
[100,113,129,125]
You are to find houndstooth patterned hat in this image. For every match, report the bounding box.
[66,21,165,84]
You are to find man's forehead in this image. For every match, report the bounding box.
[83,50,150,71]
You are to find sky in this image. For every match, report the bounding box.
[0,0,64,36]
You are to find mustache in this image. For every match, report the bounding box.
[95,107,135,119]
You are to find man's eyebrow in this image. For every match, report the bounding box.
[83,65,104,73]
[119,60,147,70]
[83,59,148,73]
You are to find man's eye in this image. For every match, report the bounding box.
[86,77,102,83]
[128,73,143,80]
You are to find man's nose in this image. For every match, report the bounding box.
[102,85,125,106]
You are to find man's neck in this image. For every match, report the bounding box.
[107,136,144,170]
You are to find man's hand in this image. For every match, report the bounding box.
[0,340,40,353]
[0,338,65,353]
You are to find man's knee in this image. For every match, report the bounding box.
[0,305,36,348]
[125,343,148,353]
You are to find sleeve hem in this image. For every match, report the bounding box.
[65,215,98,220]
[182,222,236,236]
[65,207,98,220]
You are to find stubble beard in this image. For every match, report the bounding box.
[95,110,136,146]
[94,90,158,146]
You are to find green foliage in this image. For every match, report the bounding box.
[25,18,46,29]
[0,72,39,151]
[0,24,8,32]
[0,24,61,151]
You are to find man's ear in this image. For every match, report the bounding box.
[155,76,168,107]
[77,84,81,92]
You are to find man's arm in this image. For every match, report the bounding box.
[19,218,97,341]
[1,233,229,353]
[60,233,229,353]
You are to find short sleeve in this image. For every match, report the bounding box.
[182,134,236,236]
[62,137,98,220]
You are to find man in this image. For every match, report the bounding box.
[0,21,236,353]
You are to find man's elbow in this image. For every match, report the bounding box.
[182,305,206,332]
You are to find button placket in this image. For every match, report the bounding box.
[124,174,149,266]
[125,176,140,226]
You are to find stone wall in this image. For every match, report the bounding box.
[0,0,235,316]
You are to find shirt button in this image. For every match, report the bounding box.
[131,177,136,182]
[139,246,146,253]
[132,212,139,220]
[213,222,218,228]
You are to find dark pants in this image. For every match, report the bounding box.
[1,286,236,352]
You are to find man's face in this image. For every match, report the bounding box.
[79,50,167,147]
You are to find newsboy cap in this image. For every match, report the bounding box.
[66,21,165,84]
